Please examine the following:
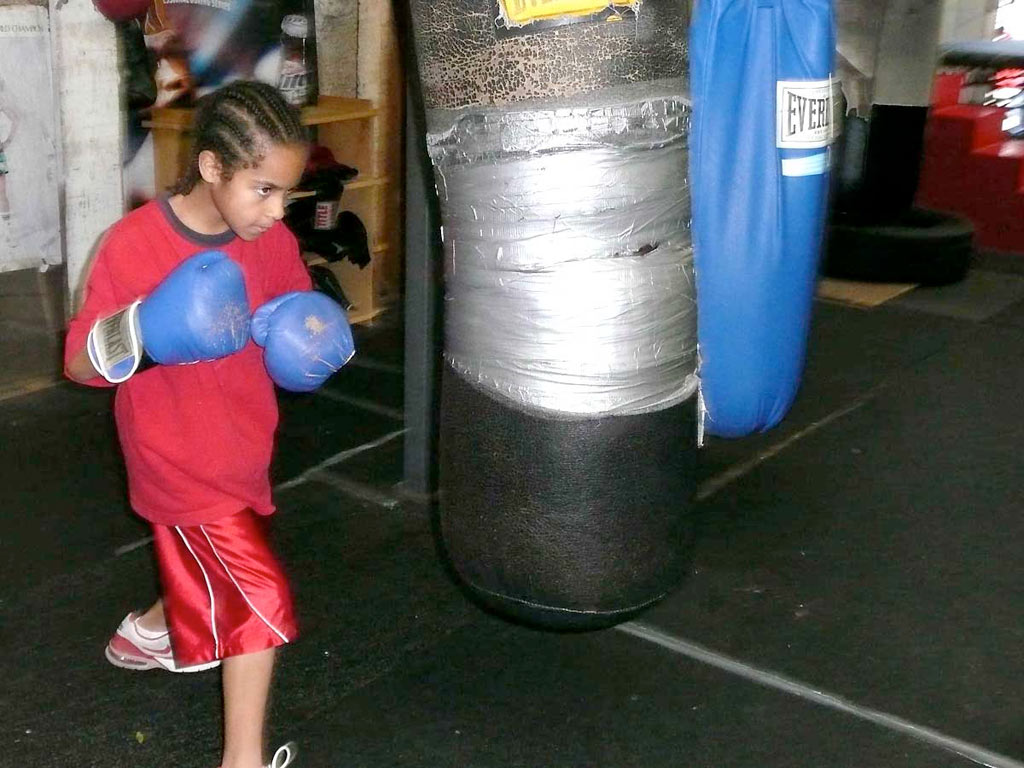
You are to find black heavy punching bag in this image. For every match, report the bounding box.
[405,0,698,629]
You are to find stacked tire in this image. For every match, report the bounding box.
[825,207,974,286]
[823,109,974,286]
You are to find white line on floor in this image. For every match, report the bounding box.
[274,428,407,492]
[307,470,402,509]
[313,388,404,420]
[114,429,407,555]
[113,536,154,556]
[0,376,62,403]
[696,385,885,502]
[618,621,1023,768]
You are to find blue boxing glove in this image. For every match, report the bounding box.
[87,250,251,383]
[251,291,355,392]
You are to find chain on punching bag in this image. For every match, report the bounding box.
[405,0,698,629]
[690,0,837,439]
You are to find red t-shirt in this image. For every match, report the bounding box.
[64,197,312,526]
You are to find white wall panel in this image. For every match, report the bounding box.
[50,0,122,308]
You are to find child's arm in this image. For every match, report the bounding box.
[66,346,101,383]
[67,249,252,385]
[251,291,354,392]
[248,226,352,392]
[65,251,120,388]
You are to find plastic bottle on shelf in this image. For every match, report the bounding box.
[278,13,317,107]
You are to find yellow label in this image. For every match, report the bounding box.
[498,0,639,25]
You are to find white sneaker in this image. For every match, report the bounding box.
[104,611,221,673]
[266,742,297,768]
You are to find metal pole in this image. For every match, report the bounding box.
[401,76,442,499]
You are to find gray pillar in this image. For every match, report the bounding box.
[401,80,442,499]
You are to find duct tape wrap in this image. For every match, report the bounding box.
[428,97,698,417]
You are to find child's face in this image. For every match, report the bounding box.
[207,141,308,241]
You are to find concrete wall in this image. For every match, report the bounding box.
[873,0,946,106]
[48,0,122,309]
[940,0,1000,43]
[838,0,1000,114]
[316,0,359,98]
[836,0,888,114]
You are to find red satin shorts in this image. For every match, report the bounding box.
[151,509,298,666]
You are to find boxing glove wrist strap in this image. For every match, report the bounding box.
[87,300,147,384]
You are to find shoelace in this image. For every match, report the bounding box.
[267,742,297,768]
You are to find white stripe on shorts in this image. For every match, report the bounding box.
[199,525,291,644]
[174,526,221,658]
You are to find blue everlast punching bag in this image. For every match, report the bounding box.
[691,0,837,438]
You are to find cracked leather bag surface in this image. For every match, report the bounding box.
[408,0,688,109]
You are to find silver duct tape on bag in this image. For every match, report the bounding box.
[428,98,698,417]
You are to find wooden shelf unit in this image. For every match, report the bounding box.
[144,95,398,325]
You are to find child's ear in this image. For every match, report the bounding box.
[197,150,223,184]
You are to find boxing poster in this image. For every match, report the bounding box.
[123,0,318,206]
[0,4,62,272]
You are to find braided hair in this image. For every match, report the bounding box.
[170,80,309,195]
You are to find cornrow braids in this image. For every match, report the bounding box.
[169,80,309,195]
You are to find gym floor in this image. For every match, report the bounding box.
[4,252,1024,767]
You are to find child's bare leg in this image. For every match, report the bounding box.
[136,598,166,632]
[220,647,276,768]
